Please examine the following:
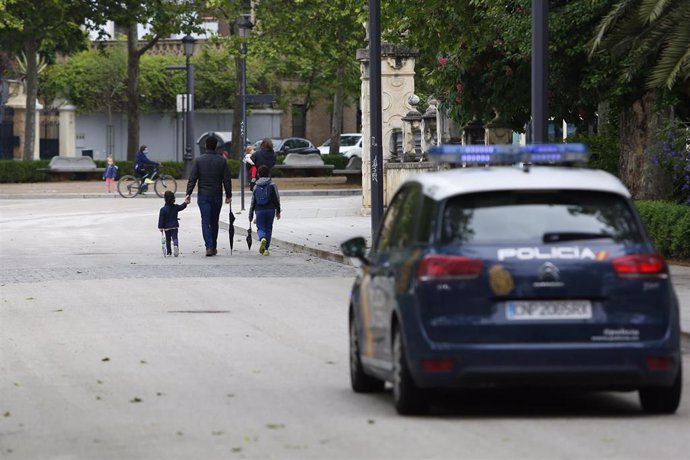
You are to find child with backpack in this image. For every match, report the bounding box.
[158,190,187,257]
[248,165,281,256]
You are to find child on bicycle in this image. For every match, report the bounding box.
[158,190,187,257]
[102,155,118,193]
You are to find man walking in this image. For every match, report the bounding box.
[185,136,232,256]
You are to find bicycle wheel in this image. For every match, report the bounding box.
[155,175,178,198]
[117,175,141,198]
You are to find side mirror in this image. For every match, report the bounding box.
[341,236,368,263]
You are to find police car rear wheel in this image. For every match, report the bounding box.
[349,314,385,393]
[639,365,682,414]
[392,327,427,415]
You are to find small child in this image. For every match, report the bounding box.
[158,190,187,257]
[248,165,281,256]
[244,145,257,190]
[102,155,118,193]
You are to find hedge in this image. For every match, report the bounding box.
[635,201,690,260]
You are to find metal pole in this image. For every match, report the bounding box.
[369,0,384,235]
[185,55,195,178]
[240,41,247,211]
[531,0,548,143]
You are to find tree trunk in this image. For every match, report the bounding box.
[329,66,345,156]
[126,25,140,161]
[231,55,242,160]
[619,91,671,200]
[23,39,38,161]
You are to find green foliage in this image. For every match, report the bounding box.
[381,0,613,131]
[41,47,128,115]
[568,129,621,176]
[591,0,690,92]
[252,0,366,111]
[0,160,49,182]
[636,200,690,260]
[645,119,690,205]
[40,43,258,112]
[321,154,349,169]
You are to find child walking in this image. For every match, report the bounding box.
[158,190,187,257]
[244,145,257,190]
[248,165,281,256]
[102,155,118,193]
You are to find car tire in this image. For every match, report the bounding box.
[639,365,682,414]
[350,313,385,393]
[392,326,427,415]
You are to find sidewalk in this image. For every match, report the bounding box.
[1,181,688,337]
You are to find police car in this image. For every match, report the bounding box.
[341,144,682,415]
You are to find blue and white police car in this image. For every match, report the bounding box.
[341,144,682,415]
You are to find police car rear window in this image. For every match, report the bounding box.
[441,190,643,245]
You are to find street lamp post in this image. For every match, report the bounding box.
[531,0,548,143]
[182,34,196,178]
[368,0,384,235]
[238,16,253,211]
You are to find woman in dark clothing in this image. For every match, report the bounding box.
[248,165,281,256]
[250,138,277,175]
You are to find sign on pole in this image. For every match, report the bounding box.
[176,94,194,113]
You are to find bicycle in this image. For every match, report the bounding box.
[117,166,177,198]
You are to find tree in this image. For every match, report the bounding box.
[590,0,690,200]
[99,0,203,161]
[0,0,99,160]
[381,0,615,132]
[251,0,366,155]
[591,0,690,92]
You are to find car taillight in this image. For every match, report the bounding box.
[612,254,668,279]
[416,255,483,282]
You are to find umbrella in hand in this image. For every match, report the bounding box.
[246,222,253,250]
[228,209,236,254]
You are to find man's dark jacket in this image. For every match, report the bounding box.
[250,148,277,173]
[185,152,232,197]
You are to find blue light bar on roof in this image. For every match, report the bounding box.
[428,143,589,165]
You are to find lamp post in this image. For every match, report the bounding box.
[368,0,383,234]
[237,16,253,211]
[181,34,196,178]
[531,0,548,143]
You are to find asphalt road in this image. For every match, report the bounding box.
[1,199,689,460]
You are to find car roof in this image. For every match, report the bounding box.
[409,166,631,201]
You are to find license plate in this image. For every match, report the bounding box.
[506,300,592,320]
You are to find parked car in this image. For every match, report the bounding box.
[254,137,319,155]
[342,143,683,416]
[318,133,363,158]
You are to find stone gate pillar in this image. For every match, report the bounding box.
[58,104,76,156]
[357,43,418,212]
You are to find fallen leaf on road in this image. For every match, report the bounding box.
[101,357,110,362]
[3,412,10,417]
[266,423,285,430]
[232,447,242,452]
[130,397,142,403]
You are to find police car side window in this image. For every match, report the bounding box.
[375,190,406,252]
[390,185,421,248]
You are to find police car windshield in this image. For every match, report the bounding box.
[441,190,642,245]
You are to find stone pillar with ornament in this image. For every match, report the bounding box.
[421,96,439,156]
[5,80,41,159]
[357,43,418,212]
[400,95,422,162]
[485,111,513,145]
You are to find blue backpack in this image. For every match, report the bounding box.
[254,182,271,206]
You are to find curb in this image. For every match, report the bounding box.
[218,220,352,266]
